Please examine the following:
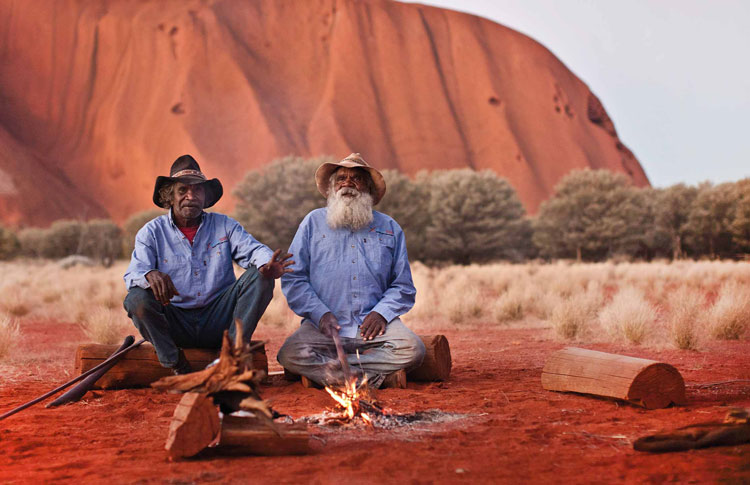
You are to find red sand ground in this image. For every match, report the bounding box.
[1,320,749,484]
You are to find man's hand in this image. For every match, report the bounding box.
[259,249,294,279]
[145,270,180,305]
[319,312,341,337]
[360,311,386,341]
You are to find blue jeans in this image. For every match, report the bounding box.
[123,267,273,368]
[277,318,425,388]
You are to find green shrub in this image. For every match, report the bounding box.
[0,226,20,260]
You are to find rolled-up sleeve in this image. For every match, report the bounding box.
[371,225,416,323]
[123,226,158,289]
[281,215,331,326]
[226,217,274,270]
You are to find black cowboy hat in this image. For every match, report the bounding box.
[152,155,223,208]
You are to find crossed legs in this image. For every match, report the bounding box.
[277,318,425,388]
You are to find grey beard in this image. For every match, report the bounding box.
[326,188,374,230]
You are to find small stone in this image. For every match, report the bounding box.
[455,468,465,474]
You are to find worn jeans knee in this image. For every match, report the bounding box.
[123,287,161,319]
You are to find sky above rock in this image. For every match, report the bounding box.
[406,0,750,187]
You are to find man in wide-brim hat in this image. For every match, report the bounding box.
[277,153,425,388]
[124,154,293,374]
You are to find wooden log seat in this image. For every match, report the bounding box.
[541,347,686,409]
[75,342,268,390]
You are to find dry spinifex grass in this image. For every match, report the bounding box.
[598,286,657,345]
[0,313,20,360]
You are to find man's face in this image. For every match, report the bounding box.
[333,167,369,198]
[171,182,206,220]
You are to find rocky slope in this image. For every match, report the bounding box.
[0,0,648,226]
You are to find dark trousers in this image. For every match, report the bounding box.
[123,267,274,368]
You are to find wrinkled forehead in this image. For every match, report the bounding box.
[173,181,205,191]
[334,166,369,180]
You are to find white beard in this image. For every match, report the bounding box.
[326,187,374,230]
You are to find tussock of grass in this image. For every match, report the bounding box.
[598,286,656,345]
[551,288,602,340]
[666,287,705,350]
[709,282,750,340]
[80,308,130,345]
[0,313,20,360]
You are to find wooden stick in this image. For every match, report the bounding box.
[47,335,135,407]
[0,338,146,421]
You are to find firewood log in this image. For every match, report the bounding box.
[218,414,310,456]
[541,347,686,409]
[166,392,220,460]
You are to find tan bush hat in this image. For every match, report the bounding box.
[315,153,386,205]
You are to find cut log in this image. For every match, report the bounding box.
[219,414,311,456]
[541,347,686,409]
[407,335,452,381]
[166,393,220,461]
[75,341,268,389]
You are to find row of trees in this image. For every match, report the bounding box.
[0,157,748,263]
[233,157,750,262]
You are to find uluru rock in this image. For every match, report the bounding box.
[0,0,648,227]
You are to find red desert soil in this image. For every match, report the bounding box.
[1,320,748,484]
[0,0,648,226]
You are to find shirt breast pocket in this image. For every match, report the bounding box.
[365,234,395,268]
[158,253,188,278]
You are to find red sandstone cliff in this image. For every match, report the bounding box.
[0,0,648,227]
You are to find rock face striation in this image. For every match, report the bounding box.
[0,0,648,226]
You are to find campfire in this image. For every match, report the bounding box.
[321,375,388,426]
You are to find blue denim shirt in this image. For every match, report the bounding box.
[282,208,416,338]
[124,211,274,309]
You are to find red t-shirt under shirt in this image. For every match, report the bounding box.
[179,225,198,245]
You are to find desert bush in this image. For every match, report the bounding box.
[80,308,130,345]
[550,288,602,340]
[666,287,705,350]
[378,170,430,261]
[234,156,328,251]
[0,313,20,360]
[46,220,86,258]
[122,209,165,257]
[0,225,20,260]
[18,227,50,258]
[684,182,737,259]
[729,178,750,254]
[533,169,651,261]
[598,286,656,345]
[423,169,531,264]
[653,184,699,259]
[708,282,750,340]
[78,219,122,265]
[492,287,526,323]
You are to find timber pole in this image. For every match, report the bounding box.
[0,337,146,421]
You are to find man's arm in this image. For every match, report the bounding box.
[370,223,416,324]
[225,216,276,270]
[281,214,332,327]
[123,226,159,290]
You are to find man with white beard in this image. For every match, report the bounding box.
[277,153,425,388]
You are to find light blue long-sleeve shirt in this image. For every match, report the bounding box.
[123,210,274,309]
[281,208,416,338]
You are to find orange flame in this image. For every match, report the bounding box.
[324,375,371,423]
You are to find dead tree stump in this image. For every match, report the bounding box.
[166,393,220,461]
[541,347,686,409]
[75,342,268,389]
